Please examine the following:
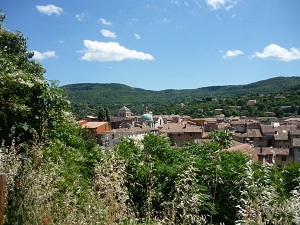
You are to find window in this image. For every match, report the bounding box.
[282,156,287,161]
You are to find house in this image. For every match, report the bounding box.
[203,118,218,132]
[247,100,257,106]
[292,138,300,163]
[274,127,290,149]
[260,124,275,147]
[256,147,292,167]
[81,121,110,145]
[231,120,247,133]
[153,116,164,128]
[160,123,203,146]
[231,119,261,143]
[190,118,207,126]
[102,126,158,149]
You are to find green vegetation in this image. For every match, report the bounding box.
[1,11,300,224]
[63,78,300,119]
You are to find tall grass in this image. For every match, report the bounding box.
[161,164,208,225]
[93,148,135,224]
[1,134,300,224]
[236,161,296,225]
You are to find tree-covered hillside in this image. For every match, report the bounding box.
[63,77,300,119]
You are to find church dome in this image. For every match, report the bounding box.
[141,113,153,122]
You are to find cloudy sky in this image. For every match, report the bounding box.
[1,0,300,90]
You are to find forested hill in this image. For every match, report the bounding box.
[64,76,299,104]
[63,76,300,118]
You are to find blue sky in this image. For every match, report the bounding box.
[1,0,300,90]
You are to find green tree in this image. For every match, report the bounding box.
[208,130,233,150]
[97,106,105,121]
[0,14,69,149]
[0,13,104,224]
[105,107,111,122]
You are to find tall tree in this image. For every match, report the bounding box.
[97,106,105,121]
[105,107,111,122]
[0,12,70,149]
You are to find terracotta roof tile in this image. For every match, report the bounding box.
[103,126,157,134]
[274,128,288,140]
[228,142,257,160]
[160,123,202,134]
[260,125,275,135]
[255,147,290,155]
[81,122,108,129]
[247,129,262,138]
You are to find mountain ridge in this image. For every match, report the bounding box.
[64,76,300,93]
[63,76,300,117]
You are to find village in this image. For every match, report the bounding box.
[80,105,300,167]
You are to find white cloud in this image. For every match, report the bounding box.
[252,44,300,62]
[206,0,237,10]
[36,5,63,16]
[223,49,244,58]
[101,29,117,39]
[32,50,56,61]
[80,40,154,62]
[98,18,112,26]
[134,33,141,40]
[76,13,85,21]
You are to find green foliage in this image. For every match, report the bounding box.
[105,107,111,122]
[64,77,300,119]
[208,130,233,150]
[0,14,103,224]
[114,133,251,223]
[115,134,190,220]
[0,18,70,149]
[98,106,105,121]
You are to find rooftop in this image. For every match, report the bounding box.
[81,122,108,129]
[160,123,202,134]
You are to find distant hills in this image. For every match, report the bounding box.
[63,76,300,117]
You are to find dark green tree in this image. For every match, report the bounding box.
[97,106,105,121]
[105,107,111,122]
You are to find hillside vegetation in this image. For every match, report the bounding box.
[63,77,300,119]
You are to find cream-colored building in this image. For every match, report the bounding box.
[102,126,158,149]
